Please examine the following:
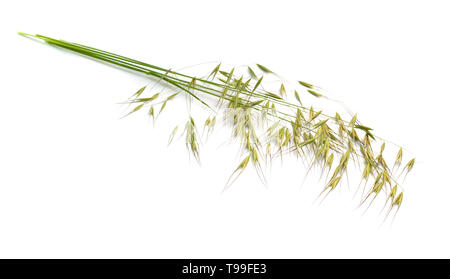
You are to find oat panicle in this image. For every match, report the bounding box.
[20,32,415,220]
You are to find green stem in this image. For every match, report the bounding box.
[22,33,355,126]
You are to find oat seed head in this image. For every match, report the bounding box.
[21,33,416,220]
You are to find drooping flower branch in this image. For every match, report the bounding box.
[19,32,415,219]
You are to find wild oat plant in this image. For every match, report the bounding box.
[20,33,415,221]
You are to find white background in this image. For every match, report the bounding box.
[1,0,449,258]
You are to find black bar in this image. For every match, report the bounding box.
[0,259,447,277]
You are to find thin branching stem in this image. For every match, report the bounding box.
[19,32,414,219]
